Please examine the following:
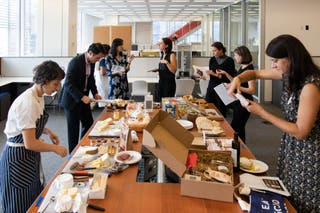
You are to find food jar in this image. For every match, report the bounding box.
[187,112,198,125]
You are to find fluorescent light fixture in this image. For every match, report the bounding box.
[112,5,127,8]
[149,4,166,7]
[189,4,204,7]
[131,4,147,7]
[81,0,102,3]
[216,0,235,2]
[170,4,185,7]
[167,8,182,10]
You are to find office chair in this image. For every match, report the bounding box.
[131,80,148,101]
[175,79,195,97]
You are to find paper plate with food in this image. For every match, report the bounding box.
[114,151,142,164]
[240,157,269,174]
[89,118,121,137]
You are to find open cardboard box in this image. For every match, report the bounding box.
[142,110,234,202]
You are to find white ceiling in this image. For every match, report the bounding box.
[78,0,238,22]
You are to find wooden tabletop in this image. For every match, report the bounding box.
[28,106,296,213]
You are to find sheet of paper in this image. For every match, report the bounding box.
[111,65,125,73]
[214,83,236,106]
[240,173,291,197]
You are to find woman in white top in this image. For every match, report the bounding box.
[0,60,68,213]
[94,44,110,107]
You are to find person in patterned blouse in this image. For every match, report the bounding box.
[106,38,134,100]
[228,34,320,213]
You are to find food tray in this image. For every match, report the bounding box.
[89,121,121,138]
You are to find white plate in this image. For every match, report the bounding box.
[94,99,110,103]
[177,119,193,130]
[240,159,269,174]
[114,151,142,164]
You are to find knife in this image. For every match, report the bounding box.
[62,171,94,177]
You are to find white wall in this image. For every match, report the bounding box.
[40,0,77,56]
[263,0,320,102]
[1,57,72,77]
[43,0,63,56]
[1,57,210,78]
[78,13,103,53]
[135,22,153,50]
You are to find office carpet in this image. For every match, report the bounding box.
[0,103,283,186]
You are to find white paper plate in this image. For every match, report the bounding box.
[240,159,269,174]
[114,151,142,164]
[89,121,121,137]
[176,119,194,130]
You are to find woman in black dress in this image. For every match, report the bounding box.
[217,45,256,142]
[157,37,177,101]
[205,42,235,117]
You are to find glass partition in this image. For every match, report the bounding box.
[246,0,259,68]
[246,0,260,100]
[230,1,242,54]
[213,10,221,44]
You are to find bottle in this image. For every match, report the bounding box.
[232,132,240,172]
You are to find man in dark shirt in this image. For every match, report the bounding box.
[60,43,106,153]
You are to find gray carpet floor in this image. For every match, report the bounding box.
[0,103,283,185]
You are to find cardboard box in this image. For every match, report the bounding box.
[143,110,234,202]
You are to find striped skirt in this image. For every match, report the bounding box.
[0,144,43,213]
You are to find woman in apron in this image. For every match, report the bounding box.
[0,60,68,213]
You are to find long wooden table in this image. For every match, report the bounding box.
[28,106,296,213]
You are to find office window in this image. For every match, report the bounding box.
[213,10,221,42]
[0,0,19,56]
[22,0,39,56]
[230,2,242,52]
[0,0,40,56]
[246,0,260,100]
[153,21,202,46]
[246,0,259,65]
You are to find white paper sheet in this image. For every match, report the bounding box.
[239,173,291,196]
[214,83,237,106]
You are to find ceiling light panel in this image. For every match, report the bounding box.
[194,0,212,2]
[78,0,238,22]
[171,0,190,2]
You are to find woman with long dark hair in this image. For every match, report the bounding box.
[217,45,256,142]
[229,34,320,212]
[106,38,134,99]
[157,37,177,101]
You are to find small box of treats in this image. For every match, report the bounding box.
[143,110,234,202]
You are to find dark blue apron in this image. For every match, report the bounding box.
[0,110,49,213]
